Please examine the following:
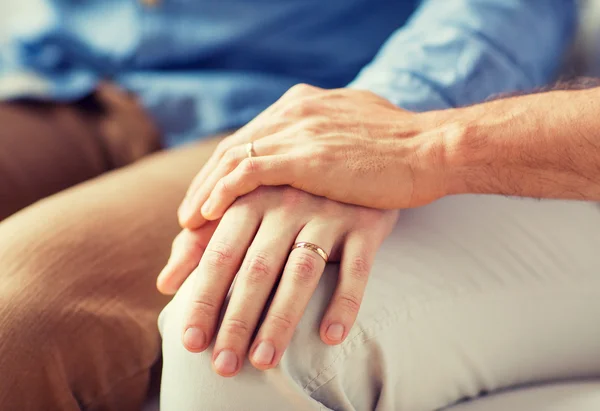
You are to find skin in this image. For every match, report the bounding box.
[177,84,448,229]
[158,186,398,376]
[177,83,600,229]
[443,86,600,202]
[161,80,600,377]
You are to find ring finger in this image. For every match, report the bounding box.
[249,221,339,370]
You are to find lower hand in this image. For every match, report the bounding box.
[178,84,453,229]
[158,186,399,376]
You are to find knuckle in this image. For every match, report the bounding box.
[312,143,336,165]
[278,98,317,120]
[217,176,233,194]
[299,118,325,135]
[336,292,362,315]
[221,317,252,337]
[347,256,371,281]
[289,252,320,285]
[222,147,240,168]
[266,311,295,333]
[249,185,272,198]
[243,253,275,284]
[294,99,313,116]
[173,229,204,250]
[203,241,236,268]
[280,187,307,208]
[229,191,264,215]
[215,139,232,158]
[189,298,220,320]
[231,192,257,209]
[217,145,231,159]
[170,231,186,252]
[287,83,316,97]
[353,208,382,227]
[321,197,344,215]
[239,157,259,177]
[168,231,205,265]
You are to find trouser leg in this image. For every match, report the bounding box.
[0,83,161,221]
[0,137,223,410]
[159,195,600,411]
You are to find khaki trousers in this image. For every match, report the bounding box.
[0,86,224,410]
[159,194,600,410]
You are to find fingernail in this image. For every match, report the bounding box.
[326,323,345,342]
[252,341,275,366]
[157,279,177,295]
[214,350,239,374]
[201,199,212,216]
[183,327,206,351]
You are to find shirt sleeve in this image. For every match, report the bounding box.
[348,0,577,111]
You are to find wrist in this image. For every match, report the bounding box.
[438,97,533,197]
[439,88,600,200]
[431,95,528,198]
[438,106,494,197]
[393,108,470,205]
[407,107,484,199]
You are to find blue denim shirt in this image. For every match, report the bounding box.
[0,0,576,147]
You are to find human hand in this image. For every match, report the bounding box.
[178,84,454,229]
[158,186,399,377]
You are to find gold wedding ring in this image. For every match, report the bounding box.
[291,242,329,263]
[246,142,255,159]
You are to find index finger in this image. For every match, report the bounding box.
[178,97,285,224]
[182,204,260,353]
[178,136,240,225]
[156,224,218,295]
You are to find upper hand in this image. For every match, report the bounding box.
[158,186,399,377]
[178,84,451,229]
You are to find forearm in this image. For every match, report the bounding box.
[445,87,600,201]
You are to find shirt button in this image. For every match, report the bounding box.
[140,0,160,7]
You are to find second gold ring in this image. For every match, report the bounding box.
[291,242,329,263]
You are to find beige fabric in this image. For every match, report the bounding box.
[446,381,600,411]
[143,381,600,411]
[159,195,600,411]
[145,381,600,411]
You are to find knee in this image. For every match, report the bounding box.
[0,221,103,386]
[159,273,342,410]
[0,235,151,409]
[157,265,390,410]
[0,215,93,410]
[0,232,64,356]
[0,240,72,360]
[0,283,70,405]
[0,236,82,373]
